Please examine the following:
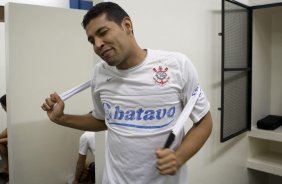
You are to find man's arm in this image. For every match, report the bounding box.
[0,138,8,143]
[41,92,107,131]
[156,111,212,175]
[72,154,87,184]
[0,128,7,139]
[56,113,107,131]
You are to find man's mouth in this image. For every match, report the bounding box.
[101,48,112,58]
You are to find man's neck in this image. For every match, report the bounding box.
[117,46,147,70]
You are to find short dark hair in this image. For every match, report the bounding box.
[82,2,130,29]
[0,94,6,108]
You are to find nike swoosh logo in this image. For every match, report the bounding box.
[106,77,112,82]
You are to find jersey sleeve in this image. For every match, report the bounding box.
[91,65,105,120]
[79,133,88,155]
[181,55,210,123]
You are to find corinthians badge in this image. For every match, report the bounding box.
[152,64,170,86]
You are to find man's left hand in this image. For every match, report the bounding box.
[155,148,181,175]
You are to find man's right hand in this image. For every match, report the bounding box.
[41,92,65,123]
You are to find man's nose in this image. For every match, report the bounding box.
[94,37,104,49]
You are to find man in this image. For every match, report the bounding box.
[0,94,8,176]
[71,131,95,184]
[42,2,212,184]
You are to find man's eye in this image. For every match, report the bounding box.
[99,29,108,36]
[89,40,94,45]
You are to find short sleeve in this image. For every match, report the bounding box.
[181,55,210,123]
[79,133,89,155]
[91,64,105,120]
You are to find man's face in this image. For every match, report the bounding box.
[85,14,132,69]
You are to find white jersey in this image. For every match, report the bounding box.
[79,131,95,156]
[91,49,210,184]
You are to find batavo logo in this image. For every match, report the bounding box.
[103,102,176,129]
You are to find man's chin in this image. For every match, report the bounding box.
[104,60,117,67]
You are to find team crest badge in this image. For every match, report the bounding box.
[152,64,170,86]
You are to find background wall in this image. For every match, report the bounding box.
[270,7,282,115]
[252,8,272,127]
[0,23,6,132]
[5,3,100,183]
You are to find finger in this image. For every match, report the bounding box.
[155,148,162,158]
[52,92,63,104]
[48,92,62,105]
[156,155,175,171]
[158,166,178,175]
[156,149,178,173]
[41,104,47,111]
[50,93,59,103]
[156,158,178,175]
[42,93,58,111]
[157,158,177,170]
[44,101,54,111]
[42,101,54,111]
[155,148,172,160]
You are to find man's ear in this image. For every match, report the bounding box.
[121,17,133,34]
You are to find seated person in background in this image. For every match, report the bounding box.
[70,131,96,184]
[0,94,8,175]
